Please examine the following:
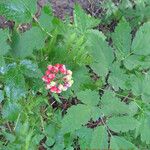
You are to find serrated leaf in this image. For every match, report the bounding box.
[61,105,92,133]
[132,22,150,55]
[12,27,46,58]
[0,0,36,23]
[108,63,129,90]
[76,127,93,149]
[90,126,108,149]
[0,29,10,56]
[87,30,114,79]
[130,73,150,103]
[124,54,150,70]
[2,102,21,121]
[135,115,150,144]
[107,116,139,132]
[110,136,137,150]
[72,67,92,93]
[101,91,129,116]
[38,5,54,33]
[4,65,26,100]
[0,90,4,103]
[77,89,100,106]
[112,18,131,60]
[20,59,42,78]
[74,4,100,32]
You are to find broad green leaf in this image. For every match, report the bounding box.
[38,5,54,33]
[90,126,108,149]
[128,101,138,116]
[4,65,26,100]
[0,0,36,23]
[20,59,42,78]
[2,102,21,121]
[110,136,137,150]
[72,67,93,93]
[132,22,150,55]
[76,89,100,106]
[0,90,4,103]
[112,18,131,60]
[124,54,150,70]
[0,29,10,56]
[101,91,129,116]
[87,30,114,78]
[135,115,150,144]
[108,63,129,90]
[61,105,92,133]
[74,4,100,32]
[76,127,93,150]
[12,27,46,58]
[130,72,150,103]
[107,116,139,132]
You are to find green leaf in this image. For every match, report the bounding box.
[110,136,137,150]
[72,67,92,93]
[130,72,150,103]
[101,91,129,116]
[2,102,21,121]
[107,116,139,132]
[4,65,26,100]
[77,89,100,106]
[12,27,46,58]
[135,115,150,144]
[38,5,54,33]
[112,18,131,60]
[76,127,93,150]
[124,54,150,71]
[0,0,36,23]
[74,4,100,32]
[132,22,150,55]
[108,63,129,90]
[0,90,4,103]
[0,29,10,56]
[87,30,114,78]
[61,105,92,133]
[90,126,108,149]
[20,59,42,78]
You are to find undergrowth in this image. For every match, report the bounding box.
[0,0,150,149]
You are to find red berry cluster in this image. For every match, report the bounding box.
[42,64,73,93]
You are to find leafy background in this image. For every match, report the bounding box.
[0,0,150,149]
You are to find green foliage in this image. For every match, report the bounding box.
[0,1,150,150]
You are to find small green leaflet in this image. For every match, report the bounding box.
[87,30,114,79]
[132,22,150,55]
[0,0,37,23]
[74,4,100,33]
[76,89,100,106]
[107,116,139,132]
[38,5,54,33]
[61,105,92,133]
[101,91,129,116]
[2,102,21,121]
[4,65,26,100]
[135,114,150,144]
[108,63,129,90]
[0,29,10,56]
[12,27,46,58]
[112,18,132,60]
[110,136,138,150]
[20,59,42,78]
[130,72,150,103]
[90,126,108,149]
